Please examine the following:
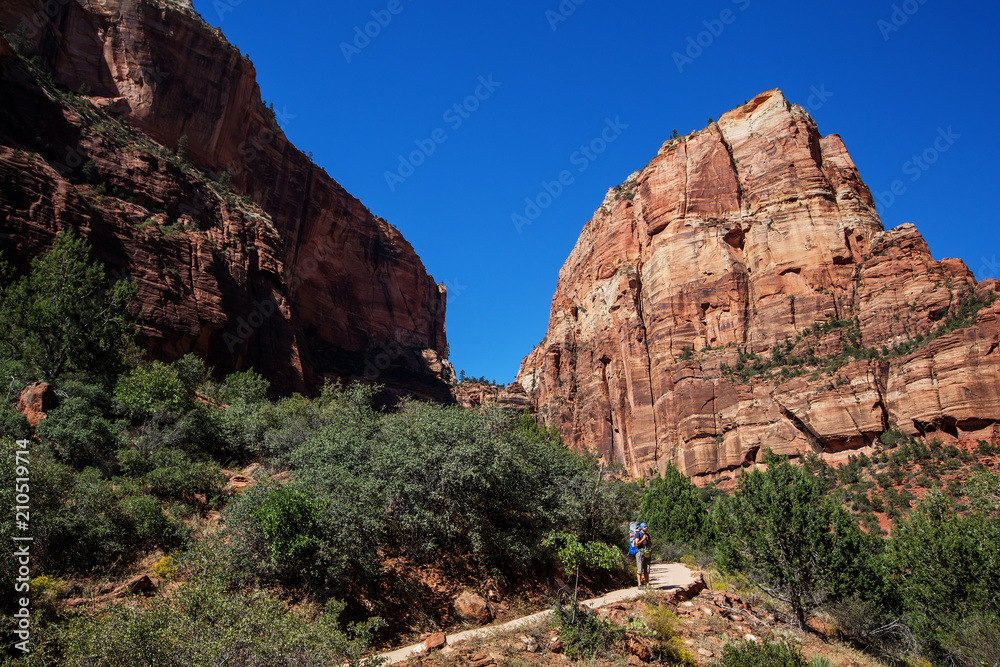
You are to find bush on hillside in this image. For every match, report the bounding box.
[119,494,187,549]
[211,369,276,459]
[115,361,195,417]
[224,384,637,594]
[644,605,697,665]
[716,637,807,667]
[552,601,622,659]
[36,381,126,473]
[117,446,221,499]
[7,561,381,667]
[0,438,189,587]
[0,405,30,440]
[884,490,1000,665]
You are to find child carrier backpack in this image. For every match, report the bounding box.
[628,521,640,555]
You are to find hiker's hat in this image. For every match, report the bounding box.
[639,523,647,528]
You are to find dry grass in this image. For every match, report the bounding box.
[800,637,895,667]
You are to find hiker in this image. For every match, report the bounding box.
[632,522,652,589]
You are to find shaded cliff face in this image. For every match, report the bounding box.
[517,89,1000,482]
[0,0,450,399]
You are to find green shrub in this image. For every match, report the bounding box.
[119,494,185,548]
[0,405,30,440]
[879,428,910,448]
[716,637,807,667]
[966,467,1000,515]
[552,601,622,659]
[219,383,637,594]
[884,491,1000,663]
[823,593,909,660]
[171,353,208,393]
[45,467,137,571]
[645,605,697,665]
[223,482,361,589]
[36,388,125,472]
[117,446,221,498]
[216,368,271,405]
[15,567,381,666]
[3,21,34,57]
[0,440,73,604]
[205,370,277,460]
[940,612,1000,667]
[1,442,186,576]
[214,397,275,458]
[254,485,325,564]
[291,388,632,572]
[0,439,155,581]
[115,361,194,417]
[261,393,327,460]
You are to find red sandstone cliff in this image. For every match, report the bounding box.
[517,90,1000,482]
[0,0,450,398]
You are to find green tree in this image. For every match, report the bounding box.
[213,368,275,458]
[219,382,636,594]
[171,353,208,393]
[543,530,621,618]
[714,451,873,629]
[0,230,136,384]
[640,462,708,550]
[4,21,34,57]
[884,490,1000,663]
[966,467,1000,515]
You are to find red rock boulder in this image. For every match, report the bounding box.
[454,591,493,624]
[16,382,58,428]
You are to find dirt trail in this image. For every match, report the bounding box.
[378,563,697,665]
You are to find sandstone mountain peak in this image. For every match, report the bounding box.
[517,89,999,482]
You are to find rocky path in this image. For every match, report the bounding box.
[377,563,698,665]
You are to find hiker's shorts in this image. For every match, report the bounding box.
[635,550,648,574]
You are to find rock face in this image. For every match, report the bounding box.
[517,90,1000,482]
[452,382,532,411]
[0,0,450,399]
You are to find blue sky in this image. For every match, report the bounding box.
[193,0,999,385]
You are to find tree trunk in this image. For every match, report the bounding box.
[794,602,807,630]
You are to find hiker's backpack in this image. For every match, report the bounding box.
[628,521,640,555]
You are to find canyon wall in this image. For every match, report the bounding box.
[517,89,1000,482]
[0,0,450,399]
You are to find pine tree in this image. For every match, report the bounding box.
[0,229,137,384]
[640,462,707,548]
[714,451,872,629]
